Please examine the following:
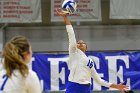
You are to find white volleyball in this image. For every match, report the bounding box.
[62,0,77,14]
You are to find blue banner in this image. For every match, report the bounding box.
[32,51,140,91]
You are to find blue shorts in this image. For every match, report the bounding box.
[66,81,91,93]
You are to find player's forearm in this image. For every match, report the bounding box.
[109,83,124,90]
[92,67,112,87]
[96,78,112,87]
[63,16,71,25]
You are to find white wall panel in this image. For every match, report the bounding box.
[5,25,140,52]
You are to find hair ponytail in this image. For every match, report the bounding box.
[3,36,30,78]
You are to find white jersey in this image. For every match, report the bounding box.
[0,68,41,93]
[66,25,112,87]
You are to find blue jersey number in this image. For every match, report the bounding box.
[0,74,8,91]
[87,60,94,69]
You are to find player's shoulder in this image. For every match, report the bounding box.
[0,69,6,78]
[25,70,39,82]
[28,70,38,77]
[88,56,94,62]
[88,56,97,62]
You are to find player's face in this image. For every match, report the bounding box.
[77,40,87,52]
[24,46,32,63]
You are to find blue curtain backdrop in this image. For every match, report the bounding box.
[32,51,140,91]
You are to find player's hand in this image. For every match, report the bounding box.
[117,82,129,91]
[56,8,71,17]
[56,8,71,25]
[56,8,66,16]
[110,81,129,91]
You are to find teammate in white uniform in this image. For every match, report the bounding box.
[0,36,41,93]
[56,9,129,93]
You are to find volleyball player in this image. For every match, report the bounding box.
[56,9,129,93]
[0,36,41,93]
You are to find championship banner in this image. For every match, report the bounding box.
[0,0,42,23]
[110,0,140,19]
[51,0,101,22]
[32,52,140,91]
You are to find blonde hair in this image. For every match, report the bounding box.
[2,36,30,78]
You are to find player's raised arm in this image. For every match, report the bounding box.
[56,9,77,53]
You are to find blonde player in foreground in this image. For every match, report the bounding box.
[0,36,41,93]
[56,9,129,93]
